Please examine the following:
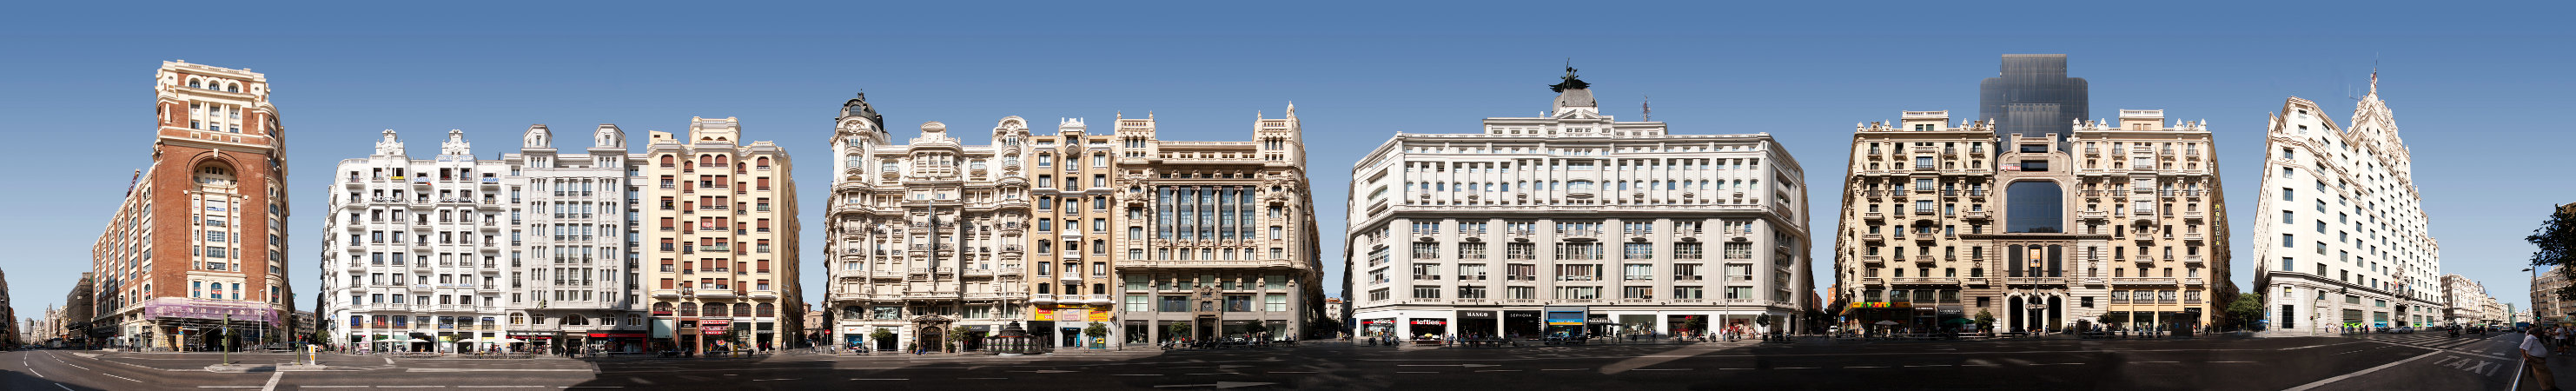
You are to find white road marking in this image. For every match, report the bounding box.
[2283,349,2441,391]
[100,371,141,382]
[262,370,286,391]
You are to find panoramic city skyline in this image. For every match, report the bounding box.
[5,3,2571,333]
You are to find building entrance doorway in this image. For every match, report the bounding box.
[919,326,945,352]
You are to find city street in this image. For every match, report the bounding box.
[0,334,2546,390]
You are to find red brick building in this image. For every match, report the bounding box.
[89,61,293,350]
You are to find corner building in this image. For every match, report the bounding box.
[2254,76,2442,334]
[320,130,509,353]
[640,117,800,353]
[1347,72,1814,340]
[1831,109,2229,335]
[92,61,294,350]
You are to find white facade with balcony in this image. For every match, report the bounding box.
[498,124,649,351]
[2254,76,2445,335]
[821,95,1031,352]
[1344,73,1813,339]
[321,129,513,352]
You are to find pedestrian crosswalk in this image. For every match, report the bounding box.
[2357,334,2514,355]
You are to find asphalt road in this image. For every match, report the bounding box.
[0,334,2540,390]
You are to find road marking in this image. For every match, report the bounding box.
[56,384,73,391]
[262,370,286,391]
[101,371,142,382]
[2283,349,2441,391]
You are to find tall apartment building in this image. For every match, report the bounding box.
[823,95,1033,352]
[1024,117,1118,348]
[1348,70,1811,339]
[92,61,293,350]
[1111,108,1321,343]
[2253,75,2443,334]
[499,124,649,352]
[1832,107,2228,334]
[2540,267,2574,325]
[641,117,801,353]
[2439,275,2498,326]
[321,130,510,353]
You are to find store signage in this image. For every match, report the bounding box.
[1459,311,1496,319]
[1546,312,1586,326]
[1087,310,1110,321]
[586,333,647,338]
[701,323,731,335]
[1409,320,1447,325]
[142,298,278,325]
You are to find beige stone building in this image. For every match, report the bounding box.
[1109,108,1321,343]
[640,117,800,353]
[1832,109,2228,334]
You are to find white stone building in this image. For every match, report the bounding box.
[822,95,1033,352]
[2254,75,2444,334]
[1345,70,1813,339]
[322,130,511,352]
[498,124,649,352]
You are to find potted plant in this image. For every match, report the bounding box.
[1083,322,1110,348]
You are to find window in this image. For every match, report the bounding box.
[1674,242,1705,259]
[1623,242,1653,259]
[1624,264,1653,281]
[1458,242,1487,259]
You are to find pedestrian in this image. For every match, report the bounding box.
[2532,328,2566,391]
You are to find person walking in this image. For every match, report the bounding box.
[2527,328,2565,391]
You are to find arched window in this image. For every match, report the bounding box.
[757,157,771,169]
[735,303,752,317]
[226,83,240,93]
[188,79,201,89]
[704,302,728,317]
[678,302,698,316]
[652,302,674,315]
[755,303,774,317]
[659,155,675,168]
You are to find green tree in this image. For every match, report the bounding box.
[1083,322,1110,347]
[2226,293,2267,331]
[2533,206,2576,302]
[1974,310,1996,328]
[1165,322,1193,341]
[869,328,896,348]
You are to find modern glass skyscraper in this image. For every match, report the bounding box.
[1978,54,2089,144]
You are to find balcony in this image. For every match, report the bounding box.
[2183,234,2204,242]
[1963,210,1989,221]
[1030,294,1057,304]
[2079,211,2107,221]
[1861,255,1884,266]
[696,288,738,299]
[1863,212,1884,222]
[2183,255,2205,266]
[1087,294,1115,306]
[2109,277,2171,287]
[1861,234,1884,243]
[2183,211,2205,222]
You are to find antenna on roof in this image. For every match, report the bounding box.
[1641,95,1652,122]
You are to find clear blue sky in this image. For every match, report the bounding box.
[6,2,2573,325]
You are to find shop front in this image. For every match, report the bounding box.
[1504,311,1542,337]
[1543,306,1588,339]
[1405,319,1447,338]
[1359,318,1394,339]
[588,331,647,354]
[1454,311,1498,338]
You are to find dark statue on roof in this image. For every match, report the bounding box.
[1548,64,1590,93]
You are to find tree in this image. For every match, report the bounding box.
[1681,315,1710,335]
[2533,206,2576,301]
[1165,322,1193,341]
[2226,293,2267,331]
[1974,310,1996,329]
[1083,322,1110,347]
[1753,315,1773,328]
[1242,321,1269,337]
[869,328,897,348]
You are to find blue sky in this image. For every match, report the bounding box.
[5,2,2573,326]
